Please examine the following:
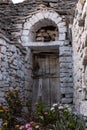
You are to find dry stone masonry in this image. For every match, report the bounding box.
[35,26,58,42]
[1,0,87,116]
[72,0,87,115]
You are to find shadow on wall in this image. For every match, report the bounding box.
[30,18,59,42]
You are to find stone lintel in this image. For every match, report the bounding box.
[22,41,64,48]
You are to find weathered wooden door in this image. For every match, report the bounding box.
[32,53,60,108]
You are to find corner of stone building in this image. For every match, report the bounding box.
[72,0,87,116]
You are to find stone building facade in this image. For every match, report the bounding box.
[0,0,87,115]
[72,0,87,116]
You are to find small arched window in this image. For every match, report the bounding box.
[36,26,58,42]
[30,18,59,42]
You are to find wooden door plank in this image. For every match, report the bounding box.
[42,78,50,108]
[45,56,50,74]
[50,77,60,107]
[38,57,45,75]
[49,56,56,74]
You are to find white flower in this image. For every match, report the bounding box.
[64,104,69,108]
[39,116,43,119]
[67,107,72,112]
[58,106,64,110]
[50,107,55,111]
[52,103,58,107]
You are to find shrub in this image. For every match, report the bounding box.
[0,89,85,130]
[0,88,23,130]
[51,104,85,130]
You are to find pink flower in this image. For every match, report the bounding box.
[30,121,35,126]
[28,128,32,130]
[19,125,25,130]
[35,125,40,129]
[44,112,48,115]
[25,123,30,128]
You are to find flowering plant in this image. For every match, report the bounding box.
[19,121,40,130]
[0,88,85,130]
[18,103,85,130]
[50,103,85,130]
[0,88,23,130]
[4,88,23,116]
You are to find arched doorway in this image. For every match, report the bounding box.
[21,9,67,107]
[30,19,60,108]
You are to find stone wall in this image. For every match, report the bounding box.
[0,38,33,104]
[0,0,78,44]
[59,44,73,104]
[0,0,78,107]
[1,0,87,117]
[72,0,87,115]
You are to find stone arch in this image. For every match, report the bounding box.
[21,10,67,45]
[29,18,59,42]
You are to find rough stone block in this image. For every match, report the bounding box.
[21,36,29,43]
[24,22,32,30]
[60,63,72,69]
[59,26,67,33]
[31,15,39,23]
[0,92,4,97]
[60,82,73,88]
[59,33,66,40]
[0,74,2,80]
[1,46,6,54]
[0,39,6,45]
[61,98,73,104]
[60,68,72,73]
[0,97,5,103]
[55,17,62,24]
[22,30,29,36]
[49,12,59,19]
[8,45,16,53]
[35,12,44,20]
[59,57,72,62]
[58,22,66,27]
[61,87,73,94]
[59,46,72,52]
[44,11,50,18]
[65,94,73,98]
